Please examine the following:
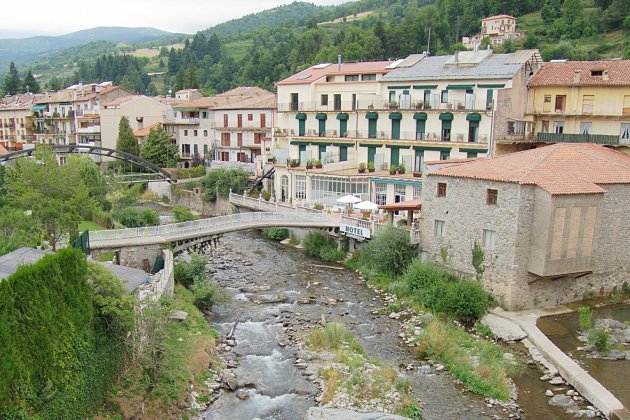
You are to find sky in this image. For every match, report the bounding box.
[0,0,349,38]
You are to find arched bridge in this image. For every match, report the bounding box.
[0,145,175,183]
[88,211,339,250]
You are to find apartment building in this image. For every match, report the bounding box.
[420,143,630,309]
[0,93,39,151]
[171,87,275,166]
[463,15,523,50]
[525,60,630,153]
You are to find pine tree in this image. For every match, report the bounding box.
[140,125,178,168]
[22,70,40,94]
[3,62,21,95]
[116,117,139,156]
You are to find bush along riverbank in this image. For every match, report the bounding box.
[300,323,423,419]
[346,226,520,405]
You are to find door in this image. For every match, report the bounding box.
[441,120,452,141]
[334,94,342,111]
[416,120,425,140]
[339,146,348,162]
[554,95,566,112]
[468,120,479,142]
[318,145,326,161]
[423,90,431,108]
[554,121,564,134]
[318,119,326,137]
[298,119,306,136]
[390,147,400,167]
[367,146,376,164]
[280,175,289,202]
[621,123,630,145]
[352,94,357,111]
[391,119,400,140]
[291,93,299,111]
[368,120,377,138]
[579,122,592,135]
[414,149,424,172]
[298,144,307,163]
[486,89,494,109]
[339,120,348,138]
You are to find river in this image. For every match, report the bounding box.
[201,231,575,420]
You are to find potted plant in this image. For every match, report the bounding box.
[315,160,323,169]
[414,101,424,109]
[306,160,314,169]
[288,159,300,168]
[358,162,367,173]
[367,161,375,173]
[397,164,406,174]
[389,165,398,175]
[389,101,399,109]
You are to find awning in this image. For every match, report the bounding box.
[459,147,488,153]
[477,83,505,88]
[379,199,422,212]
[388,85,411,90]
[295,112,307,120]
[389,112,402,120]
[413,112,427,121]
[439,112,454,121]
[315,113,328,120]
[32,104,47,111]
[365,112,379,120]
[446,84,474,90]
[336,112,349,121]
[413,85,438,90]
[466,113,482,122]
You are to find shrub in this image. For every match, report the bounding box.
[307,323,364,354]
[176,165,206,179]
[172,205,196,223]
[588,329,610,353]
[303,231,333,258]
[578,306,592,331]
[191,281,226,312]
[201,168,250,202]
[174,253,207,288]
[359,226,416,276]
[262,227,290,241]
[113,207,159,228]
[319,246,345,263]
[432,280,493,326]
[262,190,272,201]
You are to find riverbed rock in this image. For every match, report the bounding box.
[220,371,238,390]
[594,318,626,330]
[235,389,250,400]
[548,394,577,410]
[548,376,565,385]
[306,407,410,419]
[252,293,288,304]
[545,390,554,397]
[482,313,527,341]
[169,310,188,322]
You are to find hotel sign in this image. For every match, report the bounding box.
[340,224,371,239]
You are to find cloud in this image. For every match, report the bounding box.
[0,0,349,37]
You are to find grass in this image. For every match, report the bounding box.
[78,220,105,232]
[307,322,365,355]
[96,251,115,263]
[417,319,517,401]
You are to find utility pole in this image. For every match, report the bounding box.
[427,27,431,55]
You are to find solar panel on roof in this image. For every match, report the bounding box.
[312,63,332,69]
[296,73,312,80]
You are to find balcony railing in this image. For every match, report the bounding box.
[537,132,622,146]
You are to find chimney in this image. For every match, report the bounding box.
[338,54,342,71]
[573,70,582,83]
[603,70,609,81]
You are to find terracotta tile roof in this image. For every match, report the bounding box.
[0,93,42,110]
[528,60,630,87]
[430,144,630,195]
[133,122,161,138]
[176,87,276,110]
[277,61,393,86]
[102,95,144,108]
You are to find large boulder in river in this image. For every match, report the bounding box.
[306,407,410,420]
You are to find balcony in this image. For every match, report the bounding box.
[77,125,101,134]
[537,132,623,146]
[163,116,200,125]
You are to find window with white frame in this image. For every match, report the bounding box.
[375,183,387,205]
[434,220,445,238]
[482,229,496,250]
[395,184,406,202]
[295,175,306,200]
[413,184,422,200]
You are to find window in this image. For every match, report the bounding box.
[203,144,209,156]
[254,133,264,144]
[223,113,228,127]
[554,121,564,134]
[375,184,387,205]
[237,133,243,147]
[486,89,494,109]
[202,111,207,119]
[290,93,299,111]
[620,123,630,143]
[184,129,188,136]
[441,90,448,103]
[441,120,452,141]
[468,120,479,142]
[326,75,334,82]
[590,69,604,77]
[221,132,230,146]
[295,175,306,200]
[467,151,478,158]
[413,185,422,200]
[193,144,199,156]
[434,220,445,238]
[395,185,406,202]
[203,129,208,136]
[260,113,266,128]
[554,95,566,112]
[344,75,359,82]
[220,151,229,161]
[237,114,243,128]
[334,94,342,111]
[482,229,496,250]
[321,94,329,106]
[362,74,376,81]
[440,150,450,161]
[579,122,592,135]
[486,189,498,205]
[543,95,552,113]
[339,145,348,162]
[181,144,190,156]
[437,182,447,197]
[193,130,198,136]
[423,90,431,107]
[582,95,594,114]
[623,95,630,115]
[248,113,253,121]
[542,120,549,133]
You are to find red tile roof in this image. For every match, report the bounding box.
[277,61,393,86]
[528,60,630,87]
[179,87,276,110]
[430,144,630,195]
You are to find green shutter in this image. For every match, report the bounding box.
[368,119,377,139]
[319,144,326,160]
[318,119,326,136]
[367,146,376,163]
[415,119,426,140]
[298,119,306,136]
[390,147,400,167]
[446,84,474,90]
[486,89,494,108]
[339,145,348,162]
[413,85,438,89]
[477,83,505,88]
[391,119,400,140]
[340,119,348,137]
[388,85,411,90]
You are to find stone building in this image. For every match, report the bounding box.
[420,143,630,309]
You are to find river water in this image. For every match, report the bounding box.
[202,231,574,420]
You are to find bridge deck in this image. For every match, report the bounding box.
[89,211,338,249]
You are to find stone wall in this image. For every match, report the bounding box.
[118,244,163,272]
[170,186,234,217]
[137,249,175,303]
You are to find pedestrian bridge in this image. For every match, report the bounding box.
[88,211,339,250]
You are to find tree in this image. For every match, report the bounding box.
[201,168,249,202]
[359,226,416,276]
[116,116,139,156]
[140,125,178,168]
[48,76,63,91]
[22,70,40,94]
[3,62,21,95]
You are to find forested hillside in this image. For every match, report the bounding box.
[4,0,629,96]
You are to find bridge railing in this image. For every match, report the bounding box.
[90,211,335,243]
[229,192,324,214]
